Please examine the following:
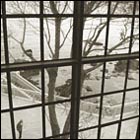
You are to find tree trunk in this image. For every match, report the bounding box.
[47,17,61,137]
[47,68,60,136]
[61,67,86,139]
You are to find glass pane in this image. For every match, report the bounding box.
[101,93,123,124]
[45,102,71,138]
[1,73,9,110]
[83,18,107,57]
[14,107,42,139]
[111,1,134,15]
[44,1,74,14]
[120,118,139,139]
[84,1,108,15]
[1,19,5,64]
[108,18,132,55]
[11,70,41,108]
[81,64,103,97]
[79,97,100,129]
[1,113,12,139]
[132,18,139,53]
[44,18,73,60]
[78,129,97,139]
[104,61,126,93]
[101,124,118,139]
[136,1,139,15]
[123,90,139,118]
[6,1,39,14]
[127,59,139,89]
[7,18,40,63]
[45,66,72,102]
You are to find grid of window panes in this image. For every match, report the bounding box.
[1,1,139,139]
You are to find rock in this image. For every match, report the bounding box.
[128,74,136,80]
[91,63,97,66]
[20,69,39,78]
[100,69,109,73]
[85,73,91,80]
[114,59,139,73]
[105,74,111,79]
[95,76,101,80]
[85,86,93,92]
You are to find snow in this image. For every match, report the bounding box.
[1,2,139,139]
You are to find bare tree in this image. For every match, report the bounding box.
[7,1,139,139]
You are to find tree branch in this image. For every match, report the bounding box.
[60,20,73,48]
[85,34,139,74]
[50,1,59,14]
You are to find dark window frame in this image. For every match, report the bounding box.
[1,1,139,139]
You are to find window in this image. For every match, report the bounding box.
[1,1,139,139]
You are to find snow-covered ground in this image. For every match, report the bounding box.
[1,2,139,139]
[1,94,139,139]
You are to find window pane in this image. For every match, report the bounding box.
[120,118,139,139]
[79,97,100,129]
[101,93,123,124]
[132,18,139,53]
[84,1,108,15]
[1,19,5,64]
[14,107,42,139]
[81,64,103,97]
[6,1,39,14]
[44,1,74,14]
[45,102,71,138]
[78,129,97,139]
[45,66,72,102]
[101,124,118,139]
[44,18,73,60]
[111,1,134,15]
[82,18,107,57]
[108,18,132,55]
[127,59,139,89]
[136,1,139,15]
[104,61,126,93]
[11,70,41,108]
[123,90,139,119]
[1,73,9,110]
[7,18,40,63]
[1,113,12,139]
